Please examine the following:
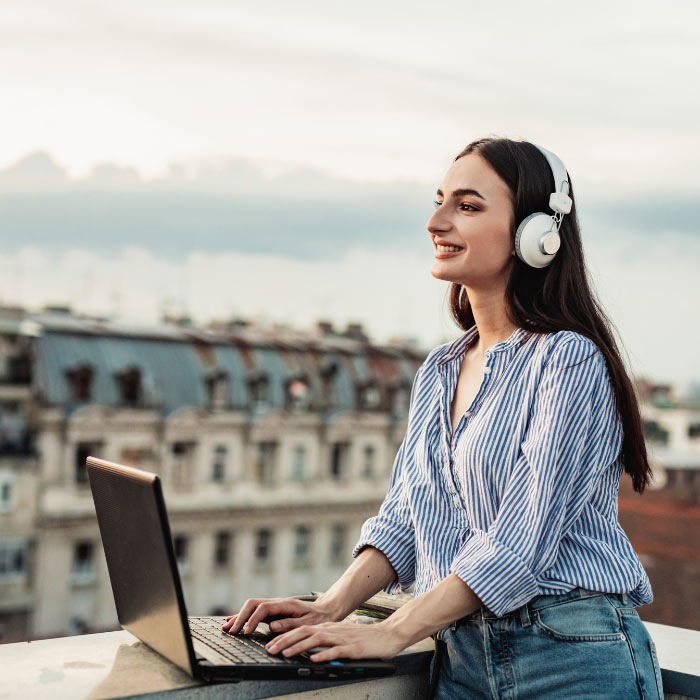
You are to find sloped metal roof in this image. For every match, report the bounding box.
[33,333,207,412]
[22,310,427,416]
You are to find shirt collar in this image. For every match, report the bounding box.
[436,324,532,366]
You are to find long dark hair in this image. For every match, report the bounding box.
[448,135,652,494]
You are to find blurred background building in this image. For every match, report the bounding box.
[0,305,423,642]
[1,304,699,643]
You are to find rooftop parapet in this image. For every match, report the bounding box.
[0,620,699,699]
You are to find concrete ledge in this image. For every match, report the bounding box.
[1,620,698,699]
[645,621,700,700]
[0,629,433,700]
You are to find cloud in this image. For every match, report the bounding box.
[0,152,698,264]
[1,151,66,183]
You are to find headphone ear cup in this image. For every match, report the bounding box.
[514,212,559,268]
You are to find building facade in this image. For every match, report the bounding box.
[0,307,422,642]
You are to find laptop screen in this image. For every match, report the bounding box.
[87,456,196,676]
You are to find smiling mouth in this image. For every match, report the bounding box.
[435,244,464,253]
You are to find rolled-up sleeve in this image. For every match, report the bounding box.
[449,337,623,617]
[351,362,428,594]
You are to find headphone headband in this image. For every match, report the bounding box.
[532,143,570,197]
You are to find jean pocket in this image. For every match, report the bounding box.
[532,594,627,643]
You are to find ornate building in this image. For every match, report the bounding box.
[0,307,422,642]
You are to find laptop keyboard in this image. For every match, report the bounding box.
[189,617,311,665]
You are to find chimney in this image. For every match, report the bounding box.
[317,320,334,336]
[343,322,368,342]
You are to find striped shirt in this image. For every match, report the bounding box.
[352,324,653,617]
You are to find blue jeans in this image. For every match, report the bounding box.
[430,587,664,700]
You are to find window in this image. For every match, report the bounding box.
[250,376,270,410]
[391,385,409,417]
[75,442,103,485]
[66,366,93,402]
[329,524,347,565]
[171,442,195,490]
[254,529,272,566]
[0,541,27,581]
[214,531,231,567]
[290,444,306,482]
[206,372,230,410]
[293,526,311,568]
[5,353,30,384]
[287,378,309,412]
[361,445,376,479]
[211,444,228,483]
[361,384,381,410]
[688,422,700,439]
[330,442,350,481]
[72,541,95,583]
[116,367,142,406]
[0,470,15,512]
[642,420,670,446]
[0,403,30,455]
[254,442,277,486]
[173,535,188,574]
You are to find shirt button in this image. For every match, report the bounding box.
[464,410,471,417]
[484,367,492,374]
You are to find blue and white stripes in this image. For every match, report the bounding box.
[352,324,653,617]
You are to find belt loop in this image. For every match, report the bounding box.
[621,591,628,605]
[451,619,457,632]
[519,603,531,627]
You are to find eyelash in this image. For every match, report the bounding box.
[432,200,479,212]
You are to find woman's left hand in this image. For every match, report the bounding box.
[264,620,405,662]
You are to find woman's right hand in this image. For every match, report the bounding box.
[221,596,340,636]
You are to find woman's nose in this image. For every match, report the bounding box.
[427,209,449,237]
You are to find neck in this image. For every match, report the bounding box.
[464,286,517,357]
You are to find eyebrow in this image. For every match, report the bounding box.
[436,187,487,201]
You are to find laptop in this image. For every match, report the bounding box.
[85,456,397,682]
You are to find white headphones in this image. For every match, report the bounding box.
[514,143,573,268]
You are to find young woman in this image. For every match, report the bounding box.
[223,136,664,699]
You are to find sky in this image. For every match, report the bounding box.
[0,0,699,387]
